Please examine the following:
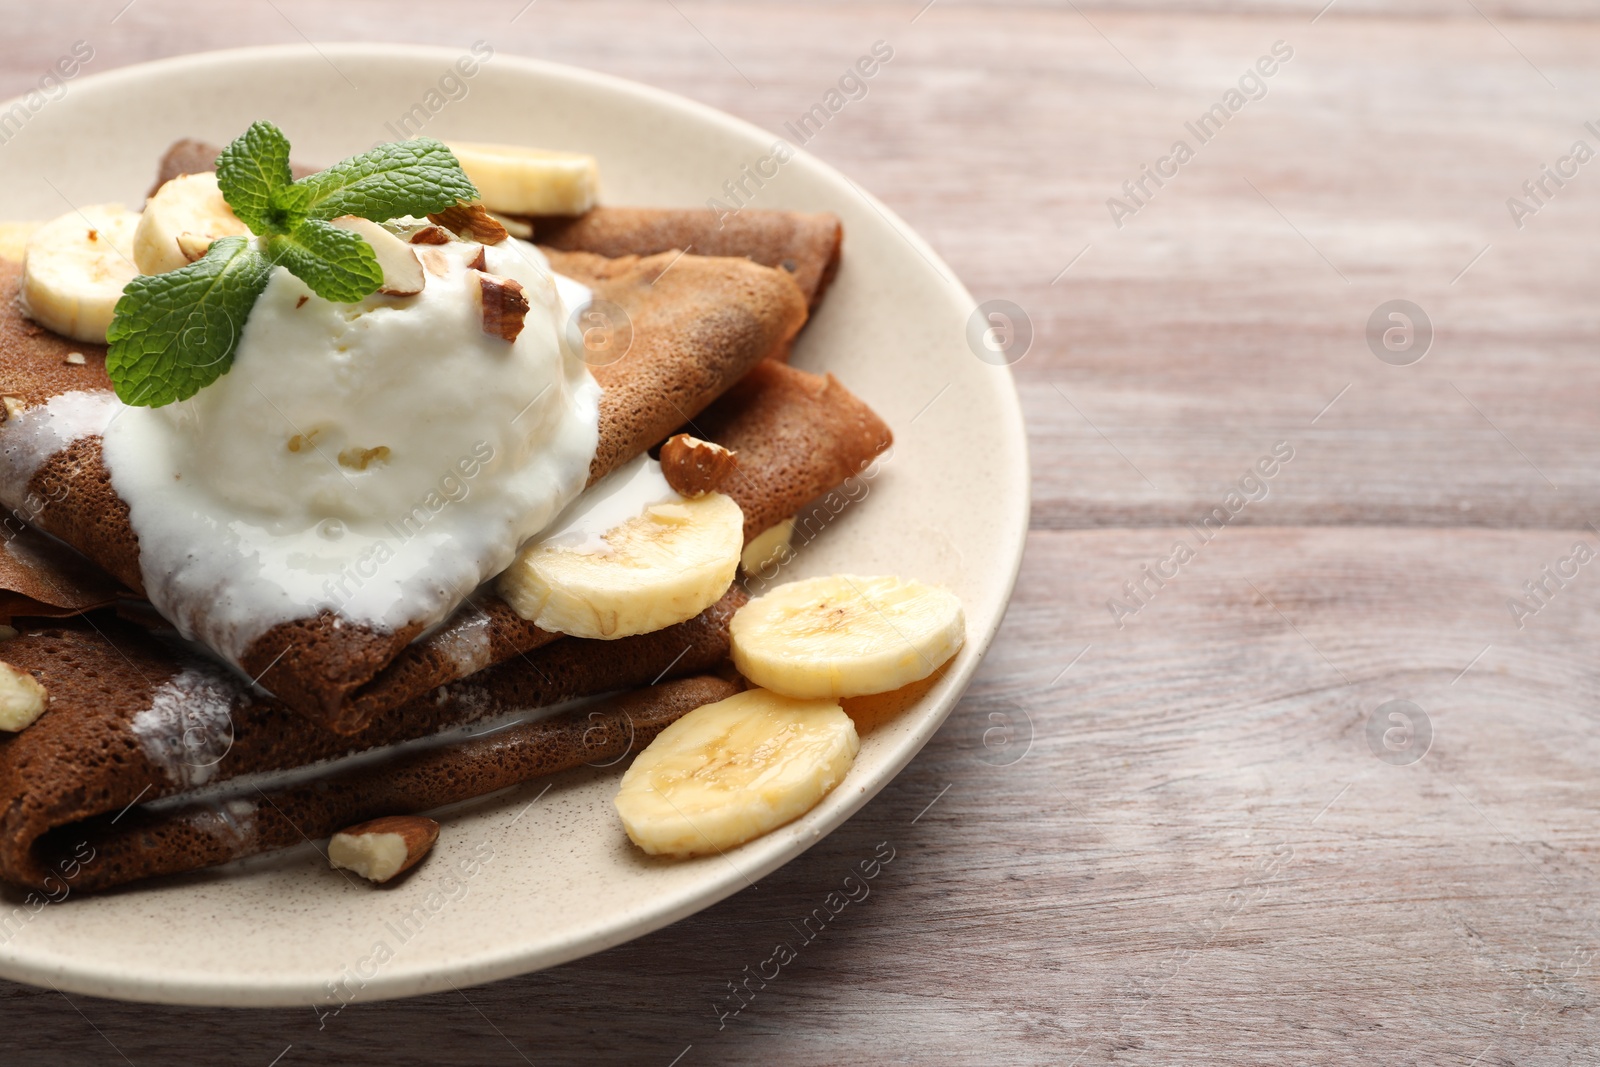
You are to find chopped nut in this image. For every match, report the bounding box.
[286,429,320,453]
[428,203,509,245]
[408,225,453,245]
[328,216,425,296]
[466,244,487,272]
[175,231,212,263]
[328,815,439,883]
[63,352,85,366]
[0,661,47,732]
[470,270,529,343]
[1,396,26,422]
[295,295,309,309]
[418,248,451,278]
[659,434,739,497]
[337,445,391,470]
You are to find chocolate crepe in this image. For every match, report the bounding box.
[0,250,806,733]
[308,360,893,728]
[147,139,842,314]
[43,675,742,893]
[534,207,843,313]
[0,526,127,620]
[0,589,744,892]
[689,360,892,545]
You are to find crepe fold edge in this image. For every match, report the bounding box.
[0,588,744,892]
[38,674,742,894]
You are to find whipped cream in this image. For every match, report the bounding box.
[100,237,601,663]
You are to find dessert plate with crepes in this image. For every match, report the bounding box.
[0,44,1026,1005]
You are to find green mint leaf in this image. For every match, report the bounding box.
[274,137,479,224]
[105,237,272,407]
[215,120,297,235]
[266,220,384,303]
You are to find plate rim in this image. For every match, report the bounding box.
[0,42,1032,1005]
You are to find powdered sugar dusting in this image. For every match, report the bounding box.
[130,665,242,788]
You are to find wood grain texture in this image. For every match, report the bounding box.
[3,2,1600,1064]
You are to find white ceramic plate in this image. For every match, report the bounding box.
[0,44,1028,1006]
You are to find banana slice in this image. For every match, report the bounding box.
[0,221,41,263]
[498,490,743,640]
[615,688,859,857]
[730,574,965,699]
[20,205,142,343]
[133,171,250,275]
[741,518,795,575]
[444,142,599,217]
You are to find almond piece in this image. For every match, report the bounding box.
[470,270,529,343]
[466,244,487,272]
[63,352,86,366]
[328,815,439,883]
[408,225,453,245]
[0,661,47,732]
[659,434,739,497]
[175,231,213,263]
[428,203,509,245]
[418,248,451,278]
[328,216,426,296]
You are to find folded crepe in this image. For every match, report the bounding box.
[305,357,892,728]
[0,248,806,734]
[0,590,745,892]
[0,526,127,620]
[148,139,843,313]
[533,208,842,313]
[688,360,893,546]
[54,675,742,893]
[0,353,892,891]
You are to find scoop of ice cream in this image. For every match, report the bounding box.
[162,238,585,524]
[101,235,601,659]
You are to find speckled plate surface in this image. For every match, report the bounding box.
[0,44,1028,1006]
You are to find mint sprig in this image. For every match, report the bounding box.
[264,221,384,304]
[106,121,480,407]
[215,121,295,235]
[277,138,480,225]
[105,237,273,407]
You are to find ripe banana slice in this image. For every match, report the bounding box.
[615,688,859,857]
[133,171,250,275]
[20,204,142,344]
[731,574,965,699]
[444,142,599,217]
[741,518,795,575]
[498,490,743,640]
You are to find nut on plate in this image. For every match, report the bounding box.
[328,815,440,883]
[660,434,738,497]
[0,661,48,732]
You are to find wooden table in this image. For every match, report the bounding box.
[5,1,1600,1062]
